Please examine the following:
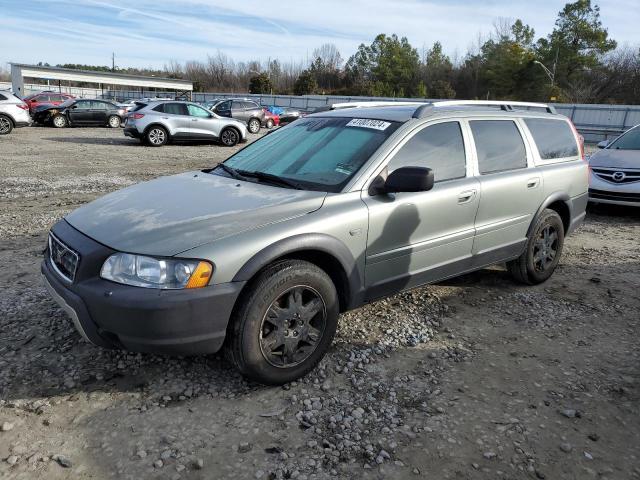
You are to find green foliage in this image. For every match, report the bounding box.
[294,70,318,95]
[248,73,272,94]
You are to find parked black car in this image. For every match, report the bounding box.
[209,98,264,134]
[33,98,125,128]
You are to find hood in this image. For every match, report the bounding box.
[65,172,327,256]
[589,148,640,169]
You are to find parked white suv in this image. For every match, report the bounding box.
[0,91,31,135]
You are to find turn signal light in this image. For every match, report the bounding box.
[186,261,213,289]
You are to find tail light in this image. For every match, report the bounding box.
[17,104,29,110]
[568,120,585,160]
[131,113,145,119]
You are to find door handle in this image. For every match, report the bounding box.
[161,117,169,119]
[527,177,540,189]
[191,119,198,122]
[457,189,477,204]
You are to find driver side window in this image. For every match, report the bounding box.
[187,104,211,117]
[387,122,467,183]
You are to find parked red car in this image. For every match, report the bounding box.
[262,109,280,129]
[24,92,75,114]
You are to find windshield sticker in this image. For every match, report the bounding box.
[346,118,391,131]
[335,163,354,175]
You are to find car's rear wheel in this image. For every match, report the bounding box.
[266,119,274,129]
[247,118,261,134]
[220,127,239,146]
[227,259,339,385]
[52,114,67,128]
[146,126,168,147]
[107,115,121,128]
[0,115,13,135]
[508,209,565,285]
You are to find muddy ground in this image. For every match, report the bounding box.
[0,126,639,480]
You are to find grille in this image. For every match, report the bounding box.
[591,167,640,184]
[48,233,79,282]
[589,188,640,203]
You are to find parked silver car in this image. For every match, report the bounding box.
[43,101,587,384]
[0,91,31,135]
[123,100,248,146]
[588,124,640,206]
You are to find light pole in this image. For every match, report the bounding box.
[533,60,555,86]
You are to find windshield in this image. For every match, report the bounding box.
[220,117,400,192]
[609,127,640,150]
[59,98,76,108]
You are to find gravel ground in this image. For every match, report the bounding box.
[0,127,639,480]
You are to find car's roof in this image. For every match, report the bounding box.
[308,103,563,123]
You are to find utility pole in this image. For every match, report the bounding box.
[112,52,115,72]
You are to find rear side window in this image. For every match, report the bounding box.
[388,121,467,182]
[471,120,527,174]
[156,103,187,115]
[0,94,6,101]
[524,118,578,159]
[130,102,147,112]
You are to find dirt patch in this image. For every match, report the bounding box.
[0,127,639,480]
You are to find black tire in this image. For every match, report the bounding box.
[0,114,13,135]
[508,209,565,285]
[266,119,274,129]
[52,114,67,128]
[107,115,121,128]
[247,118,261,134]
[220,127,239,146]
[145,125,168,147]
[227,259,339,385]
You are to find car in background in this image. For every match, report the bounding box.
[588,124,640,206]
[263,109,279,129]
[0,91,31,135]
[33,98,125,128]
[277,107,302,124]
[118,97,174,113]
[209,98,264,134]
[123,100,247,147]
[23,91,74,114]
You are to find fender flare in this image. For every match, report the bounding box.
[527,192,571,237]
[232,233,364,309]
[143,122,173,138]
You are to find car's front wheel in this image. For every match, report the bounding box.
[508,208,565,284]
[0,115,13,135]
[107,115,121,128]
[145,126,168,146]
[227,260,339,385]
[247,118,261,134]
[266,119,274,129]
[220,127,239,146]
[52,114,67,128]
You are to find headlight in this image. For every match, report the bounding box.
[100,253,213,289]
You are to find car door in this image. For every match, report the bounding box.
[68,100,93,125]
[214,100,232,118]
[232,100,248,123]
[186,103,219,139]
[90,101,108,124]
[155,102,190,137]
[467,118,543,258]
[362,120,480,300]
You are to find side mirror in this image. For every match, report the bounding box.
[597,140,609,149]
[370,166,434,196]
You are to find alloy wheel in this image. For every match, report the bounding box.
[259,286,327,368]
[0,117,10,134]
[148,128,165,145]
[109,116,121,128]
[248,119,260,133]
[533,225,558,272]
[53,116,66,128]
[221,129,238,146]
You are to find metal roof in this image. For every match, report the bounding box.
[10,63,193,91]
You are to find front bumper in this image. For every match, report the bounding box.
[41,220,245,355]
[588,172,640,206]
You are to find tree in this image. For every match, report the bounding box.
[294,70,318,95]
[423,42,456,98]
[345,34,420,97]
[536,0,617,100]
[309,43,343,93]
[249,73,272,94]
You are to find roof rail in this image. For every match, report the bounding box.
[413,100,556,118]
[328,101,425,110]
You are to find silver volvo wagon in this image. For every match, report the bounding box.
[42,101,588,384]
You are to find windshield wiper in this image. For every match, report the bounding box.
[238,170,304,190]
[216,163,247,181]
